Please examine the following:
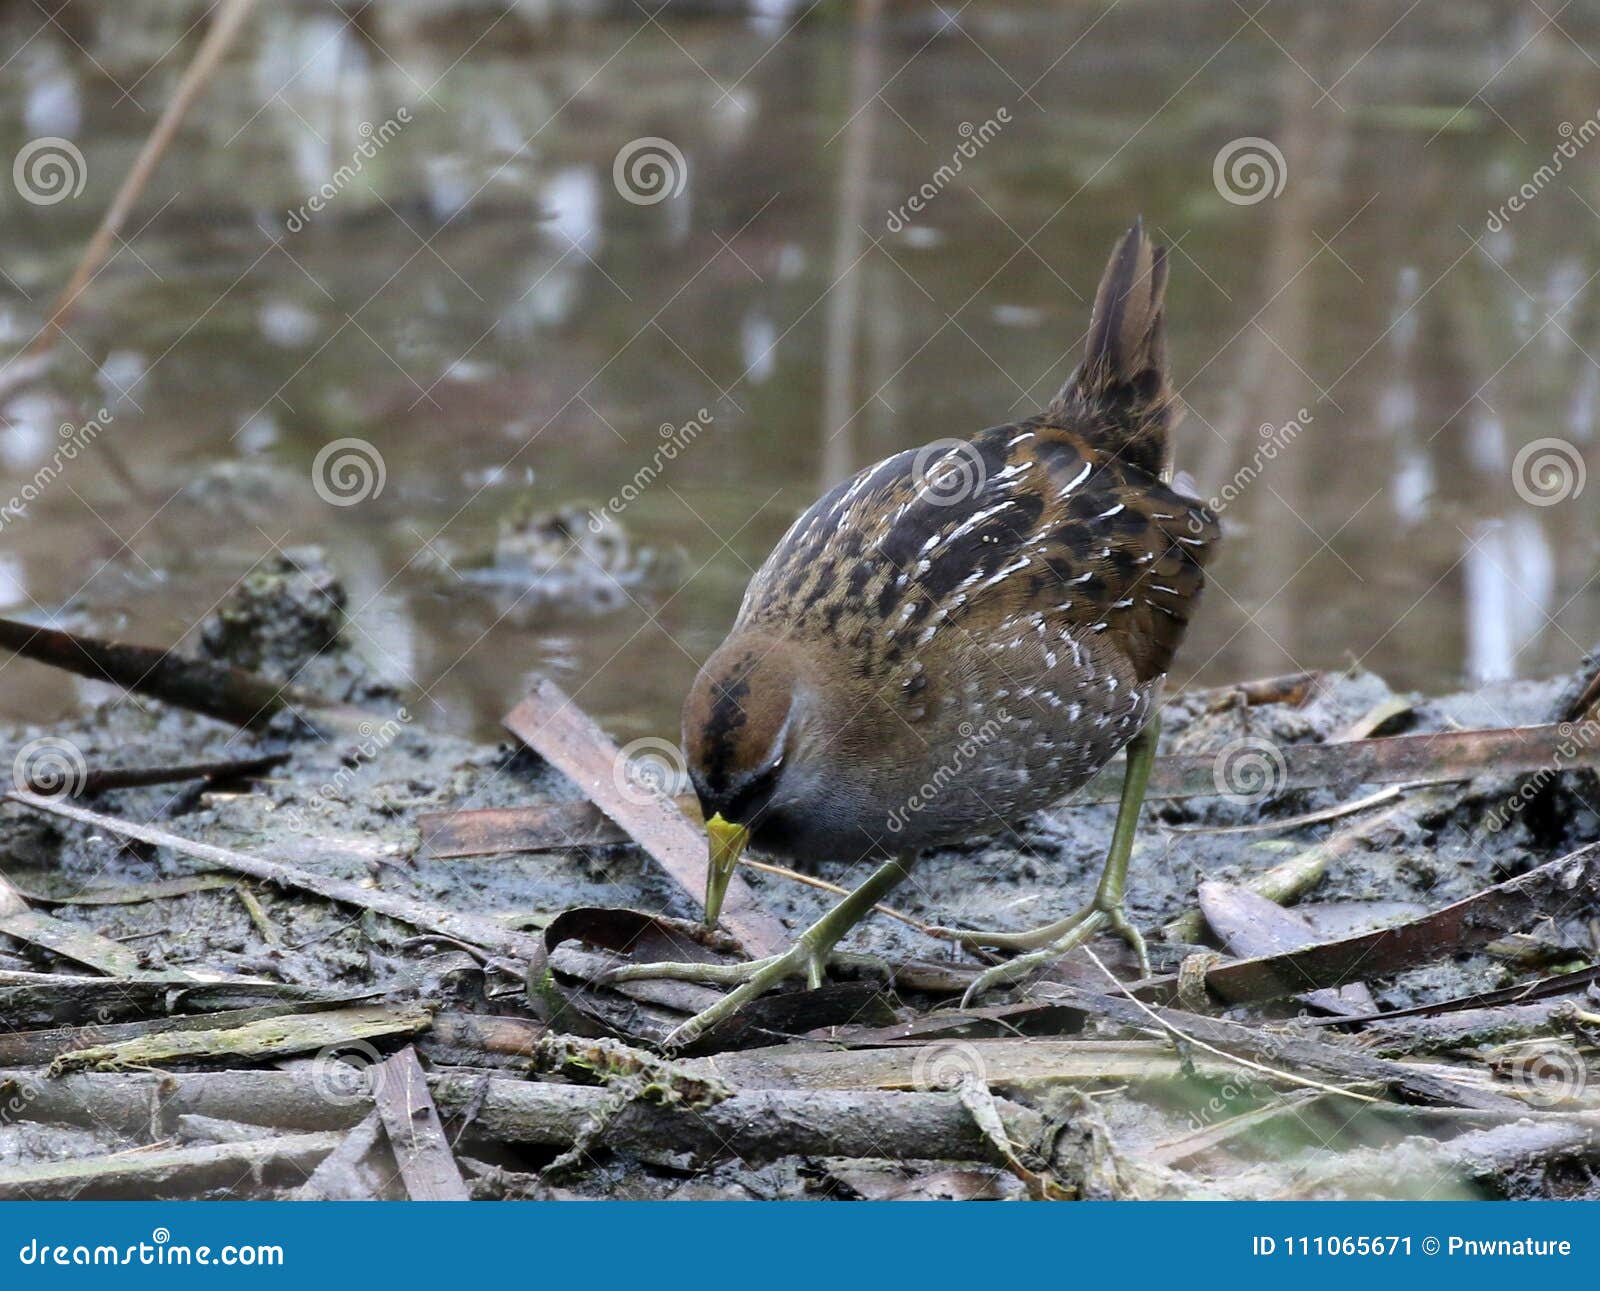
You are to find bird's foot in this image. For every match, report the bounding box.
[603,936,834,1050]
[956,895,1150,1008]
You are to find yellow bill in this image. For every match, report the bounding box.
[703,812,750,926]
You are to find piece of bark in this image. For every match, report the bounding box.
[503,681,788,958]
[1115,722,1599,803]
[0,995,381,1067]
[0,1131,341,1200]
[418,801,640,857]
[12,753,288,799]
[1137,840,1600,1009]
[691,1039,1300,1092]
[15,875,235,906]
[49,1002,432,1074]
[176,1114,283,1144]
[424,1012,547,1066]
[1197,882,1377,1016]
[293,1111,389,1201]
[0,869,182,979]
[1191,670,1325,710]
[4,791,543,963]
[371,1046,469,1201]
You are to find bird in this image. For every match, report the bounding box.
[611,220,1220,1047]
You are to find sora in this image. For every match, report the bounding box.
[614,220,1220,1046]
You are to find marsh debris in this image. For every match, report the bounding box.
[1,580,1598,1199]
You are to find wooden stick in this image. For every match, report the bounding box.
[23,0,259,361]
[502,681,788,958]
[293,1111,387,1200]
[0,1067,1044,1169]
[371,1046,469,1201]
[0,996,381,1067]
[0,616,366,733]
[11,752,288,799]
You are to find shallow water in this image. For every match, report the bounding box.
[2,0,1598,743]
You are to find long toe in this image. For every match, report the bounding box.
[958,907,1112,1007]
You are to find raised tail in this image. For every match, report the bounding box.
[1047,218,1177,477]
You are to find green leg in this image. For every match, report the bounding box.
[606,854,914,1049]
[958,711,1161,1005]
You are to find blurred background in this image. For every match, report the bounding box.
[1,0,1597,742]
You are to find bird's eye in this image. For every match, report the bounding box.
[725,755,784,820]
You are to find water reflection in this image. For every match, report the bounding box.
[0,0,1597,741]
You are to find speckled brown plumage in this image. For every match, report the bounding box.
[683,220,1220,867]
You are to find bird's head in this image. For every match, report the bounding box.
[680,633,829,923]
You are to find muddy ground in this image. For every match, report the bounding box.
[1,542,1598,1200]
